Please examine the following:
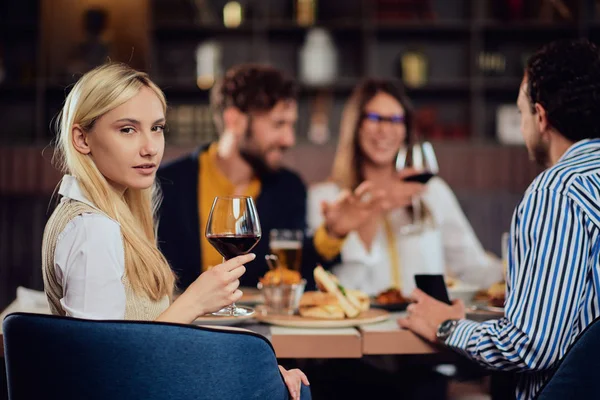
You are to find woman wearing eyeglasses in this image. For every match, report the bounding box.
[308,79,503,297]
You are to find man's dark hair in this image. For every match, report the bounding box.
[210,64,298,133]
[526,38,600,142]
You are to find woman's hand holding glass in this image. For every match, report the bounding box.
[387,167,426,209]
[159,254,255,323]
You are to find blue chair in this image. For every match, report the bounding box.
[536,317,600,399]
[3,313,311,400]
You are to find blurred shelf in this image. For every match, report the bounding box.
[154,79,361,96]
[405,79,471,95]
[153,22,255,38]
[299,78,359,94]
[264,20,363,34]
[370,20,470,35]
[153,20,473,37]
[477,20,579,35]
[481,77,522,92]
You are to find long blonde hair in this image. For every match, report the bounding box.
[331,79,414,190]
[53,62,175,301]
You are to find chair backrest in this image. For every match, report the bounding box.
[3,313,309,400]
[536,317,600,399]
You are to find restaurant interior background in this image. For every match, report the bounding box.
[4,0,593,319]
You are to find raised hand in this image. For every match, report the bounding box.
[322,181,390,238]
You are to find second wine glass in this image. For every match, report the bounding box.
[395,141,439,224]
[205,196,262,317]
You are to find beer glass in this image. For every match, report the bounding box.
[269,229,303,271]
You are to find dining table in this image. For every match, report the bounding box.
[0,287,502,360]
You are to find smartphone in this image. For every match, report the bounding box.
[403,172,435,184]
[414,274,451,305]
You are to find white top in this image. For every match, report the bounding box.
[53,175,126,319]
[307,178,503,296]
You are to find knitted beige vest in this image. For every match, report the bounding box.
[42,199,169,321]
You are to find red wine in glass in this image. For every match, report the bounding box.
[206,234,261,260]
[205,196,262,317]
[395,141,439,223]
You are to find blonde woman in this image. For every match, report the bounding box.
[308,79,503,296]
[41,63,308,399]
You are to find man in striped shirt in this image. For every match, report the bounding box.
[398,38,600,399]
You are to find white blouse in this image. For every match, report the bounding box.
[53,176,126,319]
[307,178,503,296]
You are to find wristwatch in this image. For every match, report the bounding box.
[436,319,459,343]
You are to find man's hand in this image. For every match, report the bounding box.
[322,181,390,238]
[397,288,466,342]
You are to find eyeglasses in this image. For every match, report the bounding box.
[362,112,405,125]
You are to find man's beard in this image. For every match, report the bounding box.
[240,146,273,178]
[239,122,288,178]
[528,137,550,168]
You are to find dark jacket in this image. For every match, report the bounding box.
[156,144,324,291]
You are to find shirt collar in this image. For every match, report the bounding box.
[558,139,600,163]
[58,175,101,210]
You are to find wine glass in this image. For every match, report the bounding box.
[205,196,262,317]
[395,140,439,224]
[395,140,439,178]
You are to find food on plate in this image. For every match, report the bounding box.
[473,289,490,302]
[375,288,408,305]
[473,281,506,307]
[299,291,344,319]
[346,289,370,312]
[300,305,345,319]
[298,266,370,319]
[487,281,506,307]
[445,276,457,289]
[259,267,302,285]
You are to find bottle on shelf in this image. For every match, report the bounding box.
[299,28,337,87]
[296,0,317,26]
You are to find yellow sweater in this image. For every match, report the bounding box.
[198,144,262,270]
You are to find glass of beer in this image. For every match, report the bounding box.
[269,229,303,271]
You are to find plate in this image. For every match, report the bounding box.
[237,287,264,306]
[254,306,390,328]
[193,313,255,326]
[469,304,505,314]
[370,298,411,312]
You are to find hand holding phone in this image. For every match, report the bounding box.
[414,274,451,305]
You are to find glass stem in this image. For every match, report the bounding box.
[224,257,236,316]
[412,195,422,225]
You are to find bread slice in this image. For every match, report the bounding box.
[299,291,338,308]
[347,289,370,312]
[299,304,345,319]
[313,266,360,318]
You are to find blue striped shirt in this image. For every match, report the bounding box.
[446,139,600,400]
